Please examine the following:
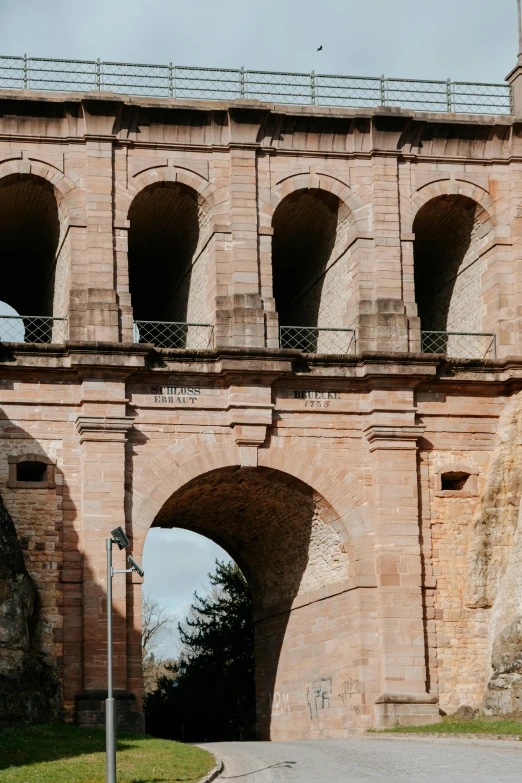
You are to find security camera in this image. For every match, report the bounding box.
[111,526,130,550]
[127,555,144,578]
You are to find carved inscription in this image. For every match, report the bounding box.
[294,391,340,408]
[150,386,201,405]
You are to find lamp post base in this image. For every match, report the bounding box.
[75,689,145,732]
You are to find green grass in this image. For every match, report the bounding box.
[379,716,522,735]
[0,724,215,783]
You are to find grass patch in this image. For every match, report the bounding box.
[379,716,522,735]
[0,723,215,783]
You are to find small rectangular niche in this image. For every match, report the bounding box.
[8,454,56,489]
[436,465,478,497]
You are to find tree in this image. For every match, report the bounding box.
[144,560,255,742]
[141,595,173,696]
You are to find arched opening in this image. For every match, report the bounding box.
[0,174,62,342]
[128,182,211,348]
[142,528,255,742]
[413,194,494,355]
[140,465,352,740]
[272,188,354,353]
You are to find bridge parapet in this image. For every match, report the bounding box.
[0,54,513,115]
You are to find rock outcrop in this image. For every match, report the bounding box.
[484,618,522,715]
[466,394,522,716]
[0,494,59,725]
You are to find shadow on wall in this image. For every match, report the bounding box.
[149,465,350,740]
[0,174,60,317]
[272,189,338,331]
[413,194,493,335]
[0,404,135,729]
[128,182,201,323]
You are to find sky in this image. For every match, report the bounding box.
[142,528,230,658]
[1,0,519,660]
[0,0,519,84]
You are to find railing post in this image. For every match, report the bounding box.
[446,78,453,112]
[240,66,245,98]
[311,71,316,105]
[168,62,173,98]
[23,53,28,90]
[95,58,101,90]
[380,74,386,106]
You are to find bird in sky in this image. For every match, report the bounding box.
[317,46,323,51]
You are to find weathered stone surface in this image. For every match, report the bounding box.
[484,618,522,716]
[1,84,522,738]
[0,494,59,726]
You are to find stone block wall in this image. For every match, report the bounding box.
[1,92,522,738]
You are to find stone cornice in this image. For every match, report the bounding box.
[5,343,522,389]
[364,423,426,451]
[75,415,135,443]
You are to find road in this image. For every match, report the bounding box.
[199,738,522,782]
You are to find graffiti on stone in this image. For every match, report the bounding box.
[307,678,332,719]
[339,678,359,704]
[269,691,290,717]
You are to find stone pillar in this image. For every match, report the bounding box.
[355,159,411,352]
[506,59,522,117]
[68,100,120,342]
[214,116,267,347]
[74,378,142,729]
[364,389,439,727]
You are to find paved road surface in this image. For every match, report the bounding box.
[199,738,522,782]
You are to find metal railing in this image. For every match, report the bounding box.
[134,320,214,350]
[0,55,512,115]
[0,315,67,344]
[421,331,496,359]
[280,326,356,354]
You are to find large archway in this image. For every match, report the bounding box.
[413,194,493,335]
[128,181,211,348]
[0,174,62,340]
[271,188,354,352]
[140,464,361,739]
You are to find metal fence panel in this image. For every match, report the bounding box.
[315,74,382,108]
[453,82,512,115]
[421,331,496,360]
[245,70,314,104]
[385,78,450,112]
[0,315,67,344]
[134,321,214,350]
[174,66,243,101]
[0,55,25,90]
[0,54,512,115]
[28,58,98,92]
[102,61,170,97]
[280,326,356,355]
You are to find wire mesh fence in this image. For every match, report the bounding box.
[0,55,512,115]
[134,321,214,350]
[280,326,356,355]
[0,315,67,344]
[421,331,496,360]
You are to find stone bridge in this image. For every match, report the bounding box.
[1,55,522,739]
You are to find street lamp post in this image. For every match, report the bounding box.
[106,527,144,783]
[179,659,187,742]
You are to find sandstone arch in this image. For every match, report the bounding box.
[132,434,367,550]
[124,166,219,221]
[259,171,367,229]
[131,435,370,739]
